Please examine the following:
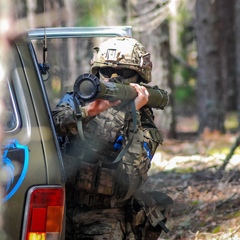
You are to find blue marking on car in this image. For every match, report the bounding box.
[1,140,29,202]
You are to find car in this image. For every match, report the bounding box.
[1,26,132,240]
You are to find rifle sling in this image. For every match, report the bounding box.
[74,97,137,164]
[111,101,137,164]
[73,95,85,141]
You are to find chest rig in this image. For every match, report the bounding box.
[65,103,139,207]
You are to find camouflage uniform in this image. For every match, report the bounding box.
[52,37,173,240]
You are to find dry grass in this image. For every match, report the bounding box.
[145,132,240,240]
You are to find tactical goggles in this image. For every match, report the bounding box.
[99,67,136,79]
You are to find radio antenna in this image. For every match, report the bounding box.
[39,0,50,76]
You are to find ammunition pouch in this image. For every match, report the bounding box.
[130,190,174,239]
[62,153,80,184]
[75,161,115,196]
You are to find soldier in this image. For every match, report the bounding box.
[52,37,173,240]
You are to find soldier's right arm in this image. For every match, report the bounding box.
[52,97,120,136]
[52,103,79,136]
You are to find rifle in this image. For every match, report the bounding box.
[73,73,169,109]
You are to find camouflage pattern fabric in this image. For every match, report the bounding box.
[72,208,126,239]
[90,37,153,83]
[52,95,165,239]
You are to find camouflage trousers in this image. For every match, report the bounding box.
[64,187,173,240]
[65,207,137,240]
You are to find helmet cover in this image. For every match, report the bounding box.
[90,37,152,83]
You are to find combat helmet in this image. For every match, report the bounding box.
[90,37,152,83]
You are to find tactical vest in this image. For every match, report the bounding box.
[62,104,163,207]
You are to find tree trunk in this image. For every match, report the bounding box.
[141,21,176,138]
[235,0,240,130]
[217,0,236,112]
[195,0,225,133]
[130,0,176,138]
[15,0,28,18]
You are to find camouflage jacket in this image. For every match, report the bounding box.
[52,92,163,202]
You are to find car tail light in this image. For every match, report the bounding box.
[22,186,65,240]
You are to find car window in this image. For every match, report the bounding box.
[3,81,19,132]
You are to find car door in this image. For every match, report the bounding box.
[1,26,132,240]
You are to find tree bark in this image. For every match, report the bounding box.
[217,0,236,112]
[195,0,225,133]
[235,0,240,130]
[130,0,176,137]
[142,21,176,138]
[15,0,28,18]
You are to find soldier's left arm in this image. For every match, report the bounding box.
[117,107,163,200]
[141,107,163,157]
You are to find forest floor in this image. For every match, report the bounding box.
[145,115,240,240]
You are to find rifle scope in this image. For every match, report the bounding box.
[73,73,169,109]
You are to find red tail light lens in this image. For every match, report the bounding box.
[22,186,65,240]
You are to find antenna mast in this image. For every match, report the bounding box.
[40,0,50,75]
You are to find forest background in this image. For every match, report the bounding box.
[1,0,240,239]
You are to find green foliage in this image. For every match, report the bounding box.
[176,0,195,51]
[174,84,195,103]
[176,167,195,174]
[172,0,197,106]
[207,147,233,156]
[74,0,107,26]
[190,200,200,206]
[225,112,238,130]
[74,0,118,27]
[211,225,221,234]
[232,211,240,218]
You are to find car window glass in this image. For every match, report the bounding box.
[3,82,19,132]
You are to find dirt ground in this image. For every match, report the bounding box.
[144,119,240,240]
